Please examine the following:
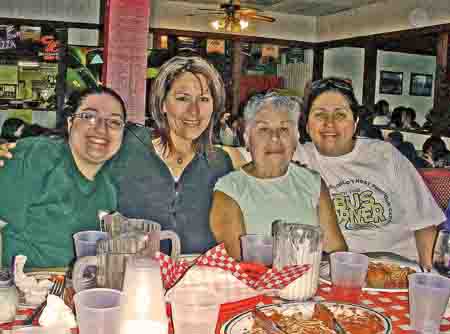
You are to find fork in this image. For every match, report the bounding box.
[253,308,287,334]
[22,276,66,326]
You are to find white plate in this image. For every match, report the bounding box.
[320,258,420,292]
[220,301,392,334]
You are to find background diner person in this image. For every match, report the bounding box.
[0,87,126,268]
[210,92,347,259]
[297,78,444,269]
[0,56,244,256]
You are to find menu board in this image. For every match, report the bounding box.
[103,0,150,124]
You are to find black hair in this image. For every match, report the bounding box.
[304,77,360,123]
[390,107,404,128]
[57,86,127,139]
[375,100,389,116]
[64,86,127,120]
[1,118,27,142]
[423,136,448,158]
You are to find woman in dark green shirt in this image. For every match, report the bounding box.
[0,87,126,268]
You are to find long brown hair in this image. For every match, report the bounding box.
[149,56,226,155]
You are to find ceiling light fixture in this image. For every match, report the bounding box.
[210,16,249,33]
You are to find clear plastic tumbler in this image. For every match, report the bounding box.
[74,288,123,334]
[240,234,273,266]
[168,289,221,334]
[73,231,108,258]
[330,252,369,303]
[409,273,450,334]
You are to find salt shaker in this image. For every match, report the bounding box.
[0,269,18,323]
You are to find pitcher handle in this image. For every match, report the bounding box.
[72,256,97,293]
[160,230,181,259]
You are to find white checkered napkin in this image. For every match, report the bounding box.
[155,244,312,291]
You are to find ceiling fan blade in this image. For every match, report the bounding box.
[186,13,224,17]
[196,8,225,12]
[244,14,276,22]
[237,8,259,16]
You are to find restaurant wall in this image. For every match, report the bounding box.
[317,0,450,42]
[375,50,436,126]
[0,0,100,24]
[323,48,436,126]
[150,1,317,43]
[323,47,365,103]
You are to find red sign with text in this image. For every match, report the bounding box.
[102,0,150,124]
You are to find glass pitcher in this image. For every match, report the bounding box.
[272,220,323,301]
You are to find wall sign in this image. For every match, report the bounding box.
[0,25,18,50]
[207,39,225,54]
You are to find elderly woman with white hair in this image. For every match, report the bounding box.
[209,92,347,260]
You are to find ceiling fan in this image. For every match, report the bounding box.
[187,0,276,33]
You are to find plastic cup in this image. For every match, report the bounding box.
[73,231,108,258]
[169,290,221,334]
[74,288,123,334]
[409,273,450,334]
[240,234,273,266]
[330,252,369,303]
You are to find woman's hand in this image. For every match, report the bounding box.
[0,142,16,167]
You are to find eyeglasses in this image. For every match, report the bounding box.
[310,78,354,93]
[72,112,125,131]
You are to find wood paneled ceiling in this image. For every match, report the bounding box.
[174,0,384,16]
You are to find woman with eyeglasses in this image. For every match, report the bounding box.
[0,87,126,268]
[296,77,444,269]
[0,56,244,258]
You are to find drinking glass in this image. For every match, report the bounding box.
[119,256,168,334]
[74,288,123,334]
[433,230,450,277]
[409,273,450,334]
[73,231,108,258]
[168,289,221,334]
[330,252,369,303]
[240,234,273,266]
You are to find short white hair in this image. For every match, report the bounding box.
[244,92,301,123]
[243,91,301,144]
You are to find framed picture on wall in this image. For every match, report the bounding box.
[379,71,403,95]
[409,73,433,96]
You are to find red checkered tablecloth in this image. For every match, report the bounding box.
[315,282,450,334]
[0,306,77,334]
[214,282,450,334]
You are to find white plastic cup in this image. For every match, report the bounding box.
[74,288,123,334]
[169,290,220,334]
[409,273,450,334]
[240,234,273,266]
[119,256,168,334]
[73,231,108,258]
[330,252,369,303]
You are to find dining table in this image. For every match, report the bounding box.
[3,259,450,334]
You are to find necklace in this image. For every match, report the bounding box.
[176,157,183,165]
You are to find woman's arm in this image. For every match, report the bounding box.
[219,146,250,169]
[317,179,348,253]
[209,190,246,260]
[0,143,16,167]
[415,225,437,270]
